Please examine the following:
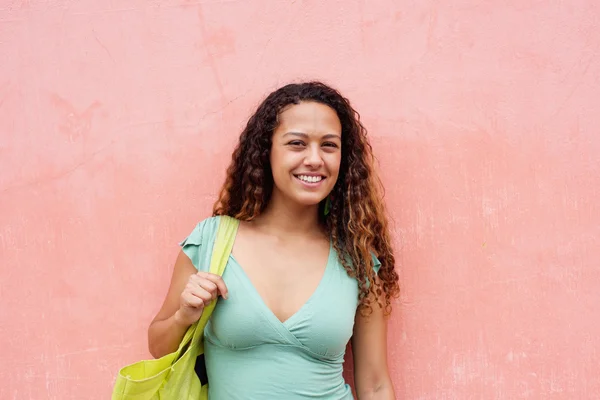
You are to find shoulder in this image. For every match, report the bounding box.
[178,216,225,271]
[338,250,381,274]
[371,253,381,275]
[179,216,221,247]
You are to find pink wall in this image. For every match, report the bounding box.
[1,1,599,399]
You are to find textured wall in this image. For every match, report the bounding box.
[1,1,599,399]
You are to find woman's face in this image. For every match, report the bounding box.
[269,101,342,208]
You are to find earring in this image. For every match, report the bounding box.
[324,196,332,216]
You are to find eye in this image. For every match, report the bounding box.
[287,140,306,147]
[322,142,339,148]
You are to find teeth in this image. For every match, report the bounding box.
[298,175,322,183]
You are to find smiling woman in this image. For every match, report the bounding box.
[271,102,342,207]
[148,81,400,399]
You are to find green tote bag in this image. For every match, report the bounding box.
[112,216,239,400]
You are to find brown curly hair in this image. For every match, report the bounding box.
[213,81,400,313]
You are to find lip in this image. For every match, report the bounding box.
[293,174,326,188]
[294,173,325,177]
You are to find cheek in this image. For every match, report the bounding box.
[269,148,295,182]
[269,148,285,173]
[327,153,342,176]
[271,147,304,170]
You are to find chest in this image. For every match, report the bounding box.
[231,233,331,323]
[205,253,360,358]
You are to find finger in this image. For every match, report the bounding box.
[196,271,229,299]
[189,276,220,300]
[194,289,215,306]
[182,293,204,308]
[186,287,214,306]
[197,280,219,300]
[185,280,212,300]
[188,274,206,287]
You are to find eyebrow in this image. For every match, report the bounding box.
[283,132,341,140]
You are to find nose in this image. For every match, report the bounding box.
[303,144,324,168]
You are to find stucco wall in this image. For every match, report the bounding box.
[1,1,599,398]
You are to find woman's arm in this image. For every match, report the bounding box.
[147,251,197,358]
[148,250,227,358]
[351,294,396,400]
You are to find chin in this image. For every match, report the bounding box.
[292,193,326,207]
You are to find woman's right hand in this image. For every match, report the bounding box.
[174,271,229,327]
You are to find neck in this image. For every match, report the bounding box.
[253,191,322,237]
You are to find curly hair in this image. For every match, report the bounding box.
[213,81,400,314]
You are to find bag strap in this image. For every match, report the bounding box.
[187,216,239,344]
[208,216,239,277]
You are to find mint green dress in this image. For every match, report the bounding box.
[180,216,380,399]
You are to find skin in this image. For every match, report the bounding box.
[148,101,395,399]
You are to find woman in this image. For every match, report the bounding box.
[148,81,400,399]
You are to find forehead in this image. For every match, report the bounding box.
[276,101,342,135]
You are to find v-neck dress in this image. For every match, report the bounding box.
[180,216,381,400]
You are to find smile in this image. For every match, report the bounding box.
[294,174,325,185]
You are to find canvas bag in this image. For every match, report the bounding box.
[112,216,239,400]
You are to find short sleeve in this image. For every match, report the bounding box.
[372,253,382,276]
[340,250,381,277]
[179,217,219,272]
